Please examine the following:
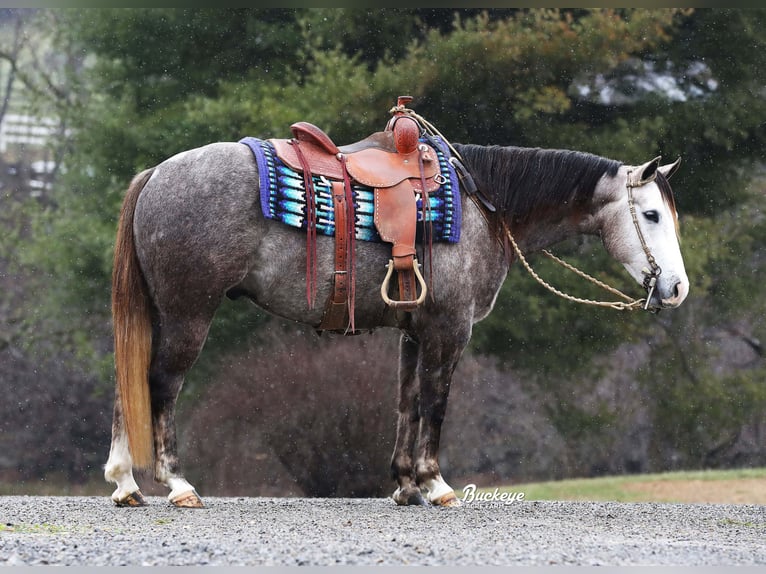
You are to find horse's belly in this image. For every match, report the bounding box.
[233,226,400,329]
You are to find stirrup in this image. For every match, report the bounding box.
[380,258,428,309]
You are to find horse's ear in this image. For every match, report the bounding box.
[640,156,662,182]
[658,157,682,180]
[628,156,662,187]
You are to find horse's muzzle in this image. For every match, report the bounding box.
[660,279,689,309]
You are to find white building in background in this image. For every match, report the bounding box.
[0,113,59,154]
[0,113,62,196]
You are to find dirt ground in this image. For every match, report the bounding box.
[626,478,766,505]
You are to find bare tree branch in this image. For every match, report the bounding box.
[0,13,25,125]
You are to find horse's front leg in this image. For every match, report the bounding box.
[413,325,470,507]
[390,333,428,506]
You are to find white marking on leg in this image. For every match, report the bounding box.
[165,476,197,502]
[423,474,455,503]
[104,431,140,503]
[155,458,197,502]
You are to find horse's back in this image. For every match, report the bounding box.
[137,142,260,226]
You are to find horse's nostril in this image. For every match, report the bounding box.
[665,280,689,306]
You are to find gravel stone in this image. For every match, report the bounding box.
[0,496,764,566]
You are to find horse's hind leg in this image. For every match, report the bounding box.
[104,392,146,506]
[148,311,216,508]
[390,333,427,506]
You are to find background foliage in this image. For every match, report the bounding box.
[1,8,765,494]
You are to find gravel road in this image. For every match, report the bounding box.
[1,496,765,566]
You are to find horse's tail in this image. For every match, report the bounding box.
[112,168,155,470]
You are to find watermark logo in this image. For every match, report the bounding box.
[461,483,525,505]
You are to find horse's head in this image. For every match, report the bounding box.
[594,156,689,310]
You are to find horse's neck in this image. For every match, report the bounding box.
[498,148,613,254]
[513,208,589,254]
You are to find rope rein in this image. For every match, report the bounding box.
[390,103,655,312]
[504,226,645,311]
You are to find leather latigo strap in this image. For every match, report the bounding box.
[318,165,357,333]
[318,181,351,331]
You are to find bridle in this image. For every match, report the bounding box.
[626,165,663,310]
[503,167,664,312]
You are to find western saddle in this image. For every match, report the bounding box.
[269,96,445,333]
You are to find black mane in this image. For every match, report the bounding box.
[454,144,622,229]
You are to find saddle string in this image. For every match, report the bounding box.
[291,139,318,309]
[339,154,357,332]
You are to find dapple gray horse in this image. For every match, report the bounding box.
[105,139,688,508]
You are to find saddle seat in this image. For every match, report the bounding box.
[268,97,442,332]
[271,122,442,194]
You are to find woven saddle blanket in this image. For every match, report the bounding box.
[239,135,461,244]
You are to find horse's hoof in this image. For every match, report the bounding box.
[392,486,428,506]
[170,490,204,508]
[114,490,148,507]
[432,491,462,507]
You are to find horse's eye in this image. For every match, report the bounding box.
[643,210,660,223]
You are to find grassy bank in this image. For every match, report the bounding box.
[474,467,766,504]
